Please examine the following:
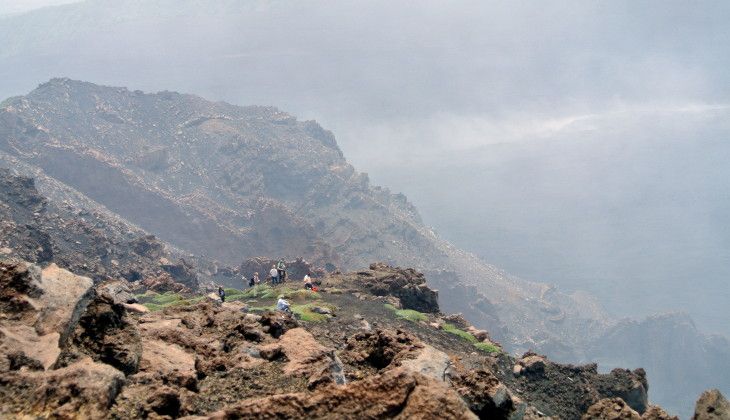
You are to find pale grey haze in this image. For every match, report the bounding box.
[1,2,729,415]
[0,0,78,16]
[1,0,728,334]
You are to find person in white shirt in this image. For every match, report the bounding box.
[303,274,313,290]
[270,266,279,285]
[276,296,291,313]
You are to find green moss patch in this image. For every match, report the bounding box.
[233,284,278,300]
[442,322,478,343]
[384,304,428,322]
[136,291,205,312]
[473,342,501,353]
[281,288,321,301]
[292,303,337,322]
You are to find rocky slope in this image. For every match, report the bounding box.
[0,258,703,419]
[0,79,727,416]
[0,78,608,357]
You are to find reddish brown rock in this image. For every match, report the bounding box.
[642,405,679,420]
[693,389,730,420]
[341,328,423,370]
[201,367,476,419]
[582,398,642,420]
[0,358,124,420]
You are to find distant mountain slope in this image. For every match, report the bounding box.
[1,79,727,417]
[0,78,608,355]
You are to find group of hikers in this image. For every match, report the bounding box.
[215,259,317,314]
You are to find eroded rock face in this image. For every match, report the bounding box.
[693,389,730,420]
[201,367,476,420]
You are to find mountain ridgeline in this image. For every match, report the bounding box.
[0,79,728,417]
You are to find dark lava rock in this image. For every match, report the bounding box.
[57,290,142,375]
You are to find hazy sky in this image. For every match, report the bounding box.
[0,0,78,16]
[1,0,729,333]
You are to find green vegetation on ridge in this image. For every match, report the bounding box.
[384,304,428,322]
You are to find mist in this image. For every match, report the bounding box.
[2,1,730,416]
[2,0,729,335]
[2,0,729,334]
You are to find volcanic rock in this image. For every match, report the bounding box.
[200,367,476,419]
[341,328,423,370]
[582,398,642,420]
[693,389,730,420]
[0,358,125,420]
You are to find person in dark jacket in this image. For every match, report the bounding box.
[218,286,226,303]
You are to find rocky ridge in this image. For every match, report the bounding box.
[2,258,709,419]
[0,78,609,357]
[0,79,726,416]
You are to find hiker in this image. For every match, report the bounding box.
[276,295,291,313]
[218,286,226,303]
[270,265,279,285]
[277,259,287,283]
[303,274,313,290]
[249,272,259,288]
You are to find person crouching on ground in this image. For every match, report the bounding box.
[303,274,313,290]
[270,265,279,285]
[276,295,291,313]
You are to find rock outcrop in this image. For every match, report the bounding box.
[693,389,730,420]
[0,259,696,419]
[201,367,477,420]
[0,358,125,420]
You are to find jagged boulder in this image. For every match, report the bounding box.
[452,368,514,418]
[581,398,678,420]
[583,398,642,420]
[56,290,142,375]
[161,258,199,290]
[0,260,93,371]
[643,405,679,420]
[341,328,423,370]
[136,272,191,294]
[400,344,451,382]
[693,389,730,420]
[0,358,125,420]
[259,311,299,338]
[343,263,440,313]
[201,367,477,419]
[257,327,341,389]
[595,368,649,414]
